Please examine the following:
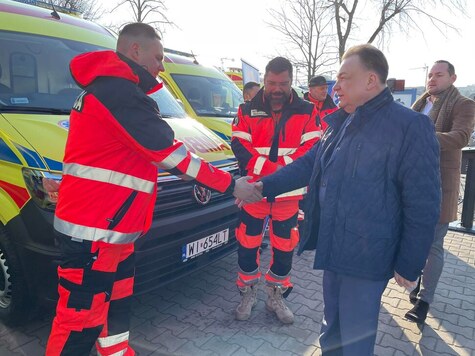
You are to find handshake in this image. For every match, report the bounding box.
[233,176,264,207]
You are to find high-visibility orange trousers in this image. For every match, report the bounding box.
[236,200,299,294]
[46,234,135,356]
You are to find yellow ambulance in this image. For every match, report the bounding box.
[0,0,238,324]
[160,50,242,143]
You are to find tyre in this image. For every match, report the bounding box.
[0,226,30,325]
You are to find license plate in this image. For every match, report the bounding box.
[182,228,229,262]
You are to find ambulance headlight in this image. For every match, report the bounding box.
[22,168,62,211]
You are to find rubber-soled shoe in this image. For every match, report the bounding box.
[235,285,258,321]
[405,299,429,324]
[409,278,421,304]
[265,285,294,324]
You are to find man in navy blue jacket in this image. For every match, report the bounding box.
[253,45,441,355]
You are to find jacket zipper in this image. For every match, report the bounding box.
[352,143,362,178]
[106,191,138,230]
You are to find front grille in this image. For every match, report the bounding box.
[134,214,239,295]
[154,163,239,218]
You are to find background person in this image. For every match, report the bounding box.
[407,60,475,324]
[304,75,338,130]
[243,81,260,102]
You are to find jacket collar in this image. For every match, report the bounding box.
[117,53,163,94]
[70,50,162,94]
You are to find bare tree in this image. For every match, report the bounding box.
[327,0,467,61]
[111,0,173,34]
[267,0,339,84]
[50,0,105,21]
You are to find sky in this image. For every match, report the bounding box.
[97,0,475,88]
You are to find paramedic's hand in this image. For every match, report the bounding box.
[233,176,262,204]
[43,178,60,203]
[235,180,264,208]
[394,271,417,291]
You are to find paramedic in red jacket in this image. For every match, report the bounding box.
[46,23,260,356]
[304,75,338,130]
[231,57,321,324]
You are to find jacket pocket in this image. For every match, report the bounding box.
[335,217,396,276]
[106,191,138,230]
[351,141,390,182]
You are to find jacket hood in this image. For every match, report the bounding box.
[70,50,163,94]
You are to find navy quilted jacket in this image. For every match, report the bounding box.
[261,88,441,281]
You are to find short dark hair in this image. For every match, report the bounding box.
[435,60,455,76]
[342,44,388,84]
[243,81,260,95]
[265,57,293,81]
[119,23,161,41]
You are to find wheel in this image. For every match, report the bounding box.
[0,226,30,325]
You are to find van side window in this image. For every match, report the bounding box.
[10,53,38,94]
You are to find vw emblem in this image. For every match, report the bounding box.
[193,185,212,205]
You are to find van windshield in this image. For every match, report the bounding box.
[0,30,185,118]
[171,74,243,118]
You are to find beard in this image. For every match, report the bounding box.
[266,91,289,106]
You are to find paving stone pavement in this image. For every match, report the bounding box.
[0,230,473,355]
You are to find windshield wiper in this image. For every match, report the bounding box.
[0,105,70,115]
[198,113,235,118]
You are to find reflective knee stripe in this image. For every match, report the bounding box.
[63,163,155,193]
[54,216,141,243]
[186,153,202,178]
[300,131,321,144]
[232,131,252,142]
[97,331,130,348]
[159,144,188,169]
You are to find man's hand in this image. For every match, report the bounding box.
[394,271,418,291]
[233,176,263,204]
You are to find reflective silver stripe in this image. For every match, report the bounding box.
[267,269,291,280]
[276,187,307,199]
[255,147,297,156]
[301,131,322,144]
[186,153,202,178]
[253,156,266,175]
[98,350,127,356]
[159,144,188,169]
[54,216,141,243]
[97,331,130,348]
[283,156,293,165]
[63,163,154,193]
[232,131,252,142]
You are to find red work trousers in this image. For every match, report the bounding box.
[236,200,299,292]
[46,233,135,356]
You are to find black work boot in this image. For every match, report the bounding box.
[409,278,421,304]
[405,299,429,324]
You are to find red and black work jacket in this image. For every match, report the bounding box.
[231,88,321,201]
[54,51,233,244]
[304,92,338,131]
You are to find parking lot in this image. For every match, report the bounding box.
[0,230,473,356]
